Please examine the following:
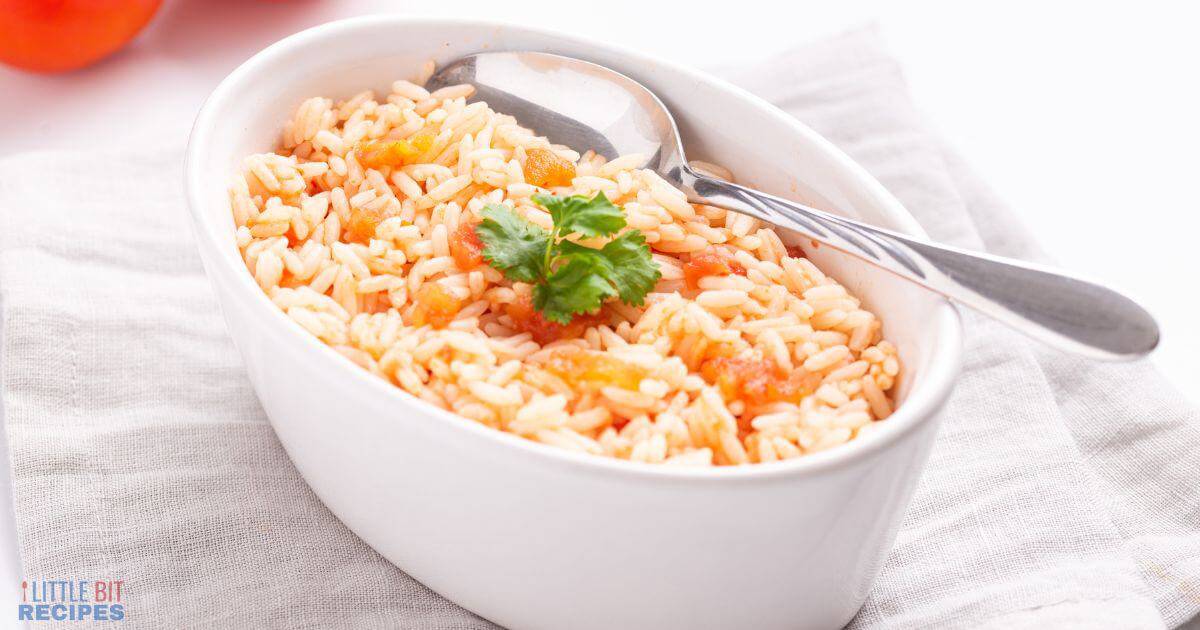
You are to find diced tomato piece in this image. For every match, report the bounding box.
[785,244,807,259]
[356,139,419,169]
[407,127,437,153]
[346,205,393,243]
[542,347,648,391]
[682,248,747,289]
[700,356,821,407]
[409,284,462,329]
[523,148,576,187]
[505,292,603,345]
[449,220,485,270]
[354,128,437,169]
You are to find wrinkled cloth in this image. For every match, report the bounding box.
[1,26,1197,630]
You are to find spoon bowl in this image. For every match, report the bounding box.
[429,51,679,166]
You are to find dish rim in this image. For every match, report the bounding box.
[183,15,963,483]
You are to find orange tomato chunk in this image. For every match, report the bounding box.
[449,220,485,270]
[346,205,393,243]
[682,248,747,289]
[543,347,648,391]
[408,127,437,152]
[355,128,437,169]
[700,356,821,407]
[505,293,603,345]
[356,139,418,169]
[410,284,462,329]
[523,148,576,187]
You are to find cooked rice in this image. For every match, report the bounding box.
[229,68,902,467]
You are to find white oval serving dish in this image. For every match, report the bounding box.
[185,16,962,630]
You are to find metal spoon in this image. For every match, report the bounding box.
[428,52,1159,360]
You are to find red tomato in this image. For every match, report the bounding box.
[682,248,746,289]
[0,0,162,73]
[448,220,485,270]
[505,292,604,345]
[700,356,821,408]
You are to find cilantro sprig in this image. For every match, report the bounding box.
[475,192,661,324]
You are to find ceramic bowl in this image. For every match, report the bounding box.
[185,16,962,630]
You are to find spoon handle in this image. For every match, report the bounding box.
[678,171,1159,360]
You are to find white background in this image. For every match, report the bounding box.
[1,0,1196,625]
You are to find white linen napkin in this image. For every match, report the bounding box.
[2,26,1197,629]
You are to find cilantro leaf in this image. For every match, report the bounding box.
[532,192,625,238]
[553,235,661,308]
[476,193,661,326]
[475,204,550,283]
[598,231,661,306]
[555,239,615,275]
[533,257,617,323]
